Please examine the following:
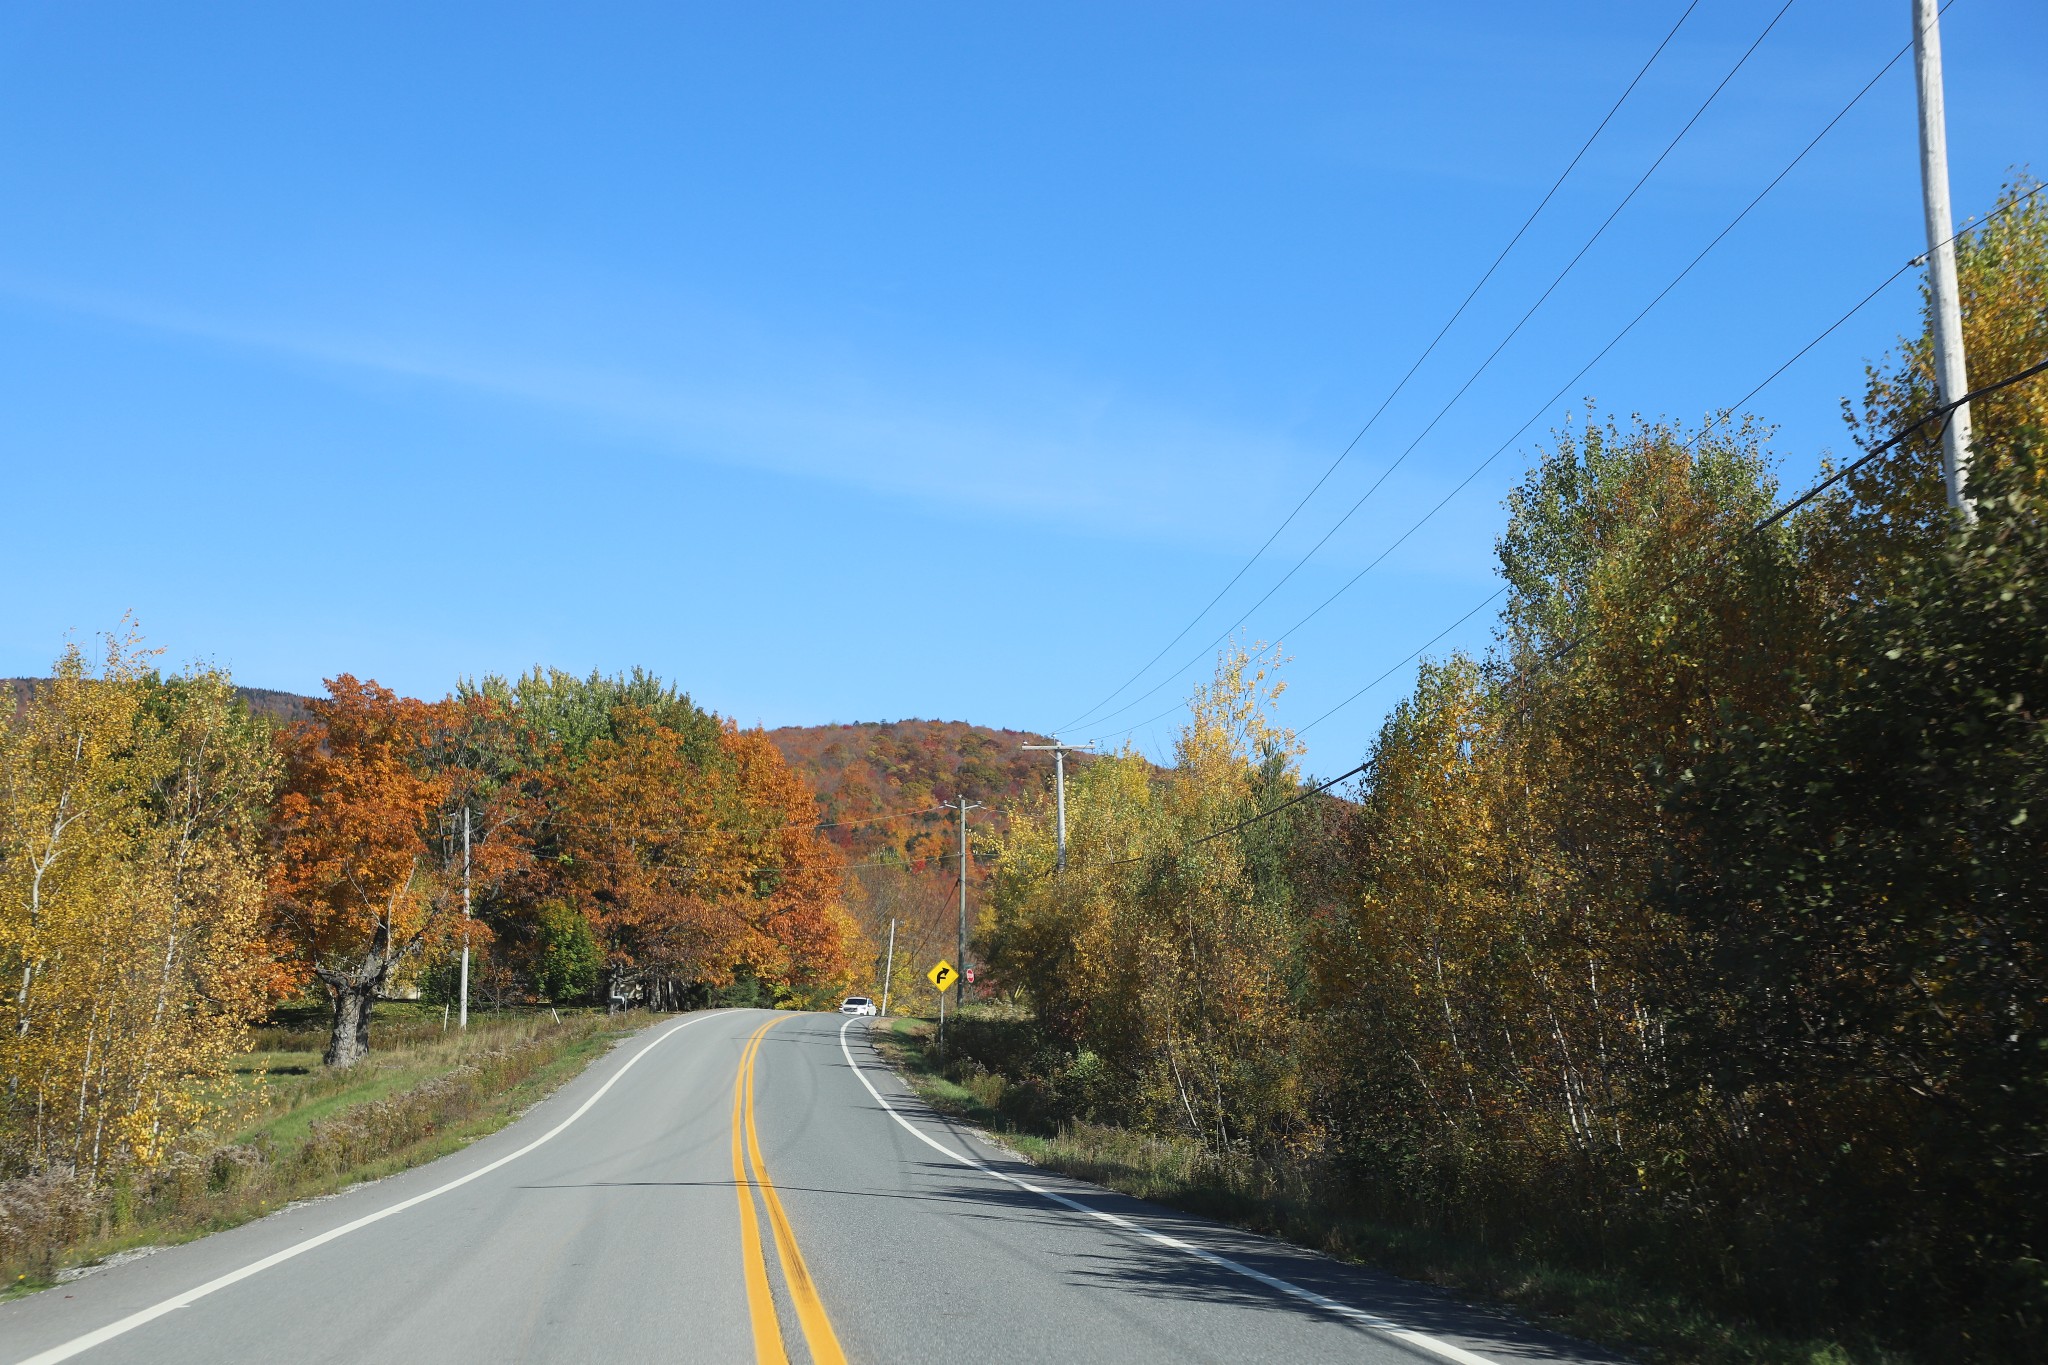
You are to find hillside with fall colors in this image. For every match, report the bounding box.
[9,681,1073,868]
[765,719,1079,865]
[760,719,1088,1008]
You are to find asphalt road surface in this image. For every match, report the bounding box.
[0,1009,1622,1364]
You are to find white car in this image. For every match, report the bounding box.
[838,996,878,1016]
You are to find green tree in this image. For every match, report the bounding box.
[531,899,601,1002]
[464,667,721,768]
[1664,433,2048,1350]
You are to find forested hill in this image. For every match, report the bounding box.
[229,686,316,727]
[6,679,316,728]
[766,719,1075,864]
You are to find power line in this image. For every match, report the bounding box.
[1054,0,1708,734]
[1093,248,1895,748]
[840,852,970,874]
[1072,0,1815,735]
[1020,360,2045,876]
[1105,760,1371,867]
[1079,18,1928,738]
[1092,182,2042,751]
[1194,0,1801,655]
[1092,350,2048,869]
[1761,353,2048,530]
[805,805,947,832]
[1336,352,2048,742]
[1297,589,1512,737]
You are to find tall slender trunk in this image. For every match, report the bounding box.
[1432,935,1481,1116]
[18,733,89,1040]
[73,1012,98,1167]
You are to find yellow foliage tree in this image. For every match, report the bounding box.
[0,632,275,1176]
[1831,176,2048,585]
[991,646,1319,1153]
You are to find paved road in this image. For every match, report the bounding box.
[0,1009,1621,1364]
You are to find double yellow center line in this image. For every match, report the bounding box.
[732,1016,848,1365]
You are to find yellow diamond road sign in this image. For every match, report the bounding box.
[927,960,959,992]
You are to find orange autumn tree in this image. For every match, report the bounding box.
[551,707,854,1007]
[269,678,528,1066]
[552,704,736,1006]
[717,725,859,999]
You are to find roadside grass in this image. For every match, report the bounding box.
[873,1014,1898,1365]
[0,1003,662,1295]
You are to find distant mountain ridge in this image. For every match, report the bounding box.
[4,679,315,728]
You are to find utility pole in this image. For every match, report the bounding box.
[1022,740,1093,872]
[1913,0,1975,520]
[881,917,897,1017]
[458,805,472,1030]
[956,796,983,996]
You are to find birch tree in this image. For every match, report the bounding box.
[0,634,274,1175]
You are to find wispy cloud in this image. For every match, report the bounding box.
[0,274,1360,555]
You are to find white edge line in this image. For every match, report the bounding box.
[838,1017,1500,1365]
[14,1010,736,1365]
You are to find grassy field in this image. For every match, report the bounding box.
[874,1014,1896,1365]
[0,1003,661,1294]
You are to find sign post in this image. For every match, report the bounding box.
[928,960,959,1057]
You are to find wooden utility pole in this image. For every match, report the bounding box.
[1912,0,1975,519]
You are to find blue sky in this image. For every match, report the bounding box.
[2,1,2042,774]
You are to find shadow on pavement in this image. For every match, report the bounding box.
[837,1035,1630,1365]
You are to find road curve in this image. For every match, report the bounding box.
[0,1009,1621,1364]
